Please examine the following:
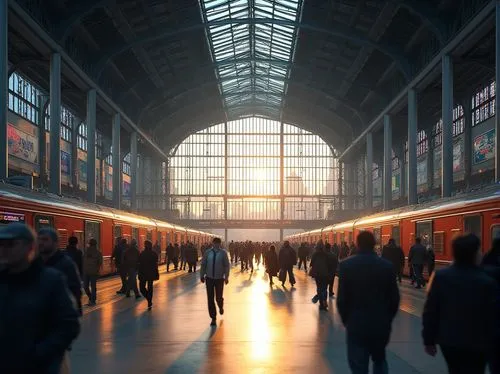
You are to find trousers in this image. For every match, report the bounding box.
[205,277,224,319]
[440,345,487,374]
[126,269,139,295]
[83,274,98,303]
[347,337,388,374]
[298,257,308,270]
[139,279,154,305]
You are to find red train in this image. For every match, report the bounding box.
[0,183,214,276]
[287,186,500,270]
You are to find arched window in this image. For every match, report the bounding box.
[417,130,428,157]
[77,123,87,151]
[432,105,465,147]
[472,81,495,126]
[122,153,131,175]
[7,72,42,124]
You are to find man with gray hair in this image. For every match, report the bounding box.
[0,223,80,373]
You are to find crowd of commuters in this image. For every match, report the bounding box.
[1,219,500,373]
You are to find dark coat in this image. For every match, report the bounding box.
[298,245,309,259]
[123,245,140,271]
[186,245,198,264]
[337,250,400,344]
[310,250,332,278]
[0,258,80,374]
[408,243,427,265]
[138,249,159,281]
[327,250,339,277]
[83,245,103,276]
[64,244,83,276]
[112,243,127,267]
[279,245,297,269]
[45,250,82,315]
[381,244,405,272]
[265,250,279,276]
[423,265,498,351]
[166,244,175,259]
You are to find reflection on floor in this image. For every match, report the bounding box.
[71,265,447,373]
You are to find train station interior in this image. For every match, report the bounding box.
[1,0,500,373]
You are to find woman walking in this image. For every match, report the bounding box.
[310,240,332,311]
[138,240,159,310]
[265,245,279,286]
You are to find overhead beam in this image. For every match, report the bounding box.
[93,18,412,80]
[395,0,447,44]
[339,0,496,162]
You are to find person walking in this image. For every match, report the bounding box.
[427,245,435,277]
[310,242,334,311]
[326,242,339,298]
[0,223,80,374]
[278,240,297,287]
[112,237,128,294]
[297,242,309,272]
[138,240,159,310]
[187,242,198,272]
[381,238,405,283]
[166,242,176,272]
[423,234,498,374]
[337,231,400,374]
[200,237,230,326]
[64,235,83,276]
[38,228,82,315]
[82,238,103,306]
[180,242,187,271]
[409,237,427,288]
[123,239,141,299]
[265,245,279,286]
[229,240,235,264]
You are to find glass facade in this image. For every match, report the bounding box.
[169,117,337,220]
[8,72,42,124]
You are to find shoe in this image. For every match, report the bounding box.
[219,308,224,315]
[116,290,124,295]
[87,301,96,306]
[210,318,217,326]
[125,293,131,298]
[135,295,142,299]
[312,295,319,304]
[148,302,152,310]
[281,282,285,287]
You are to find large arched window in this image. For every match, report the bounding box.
[169,117,337,220]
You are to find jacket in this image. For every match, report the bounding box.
[186,245,198,264]
[279,245,297,269]
[111,243,127,267]
[337,249,400,344]
[265,250,279,276]
[408,243,427,265]
[298,245,309,259]
[123,245,140,271]
[0,258,80,374]
[166,244,175,258]
[381,244,405,270]
[64,244,83,276]
[45,250,82,315]
[83,245,103,276]
[138,249,159,281]
[310,250,332,278]
[422,265,498,350]
[200,248,230,280]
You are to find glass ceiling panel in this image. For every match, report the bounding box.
[200,0,303,118]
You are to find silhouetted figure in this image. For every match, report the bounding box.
[166,243,176,272]
[339,242,349,260]
[427,246,435,277]
[310,241,334,311]
[229,240,235,264]
[123,239,141,299]
[139,240,159,309]
[39,228,82,315]
[83,238,103,306]
[326,242,338,297]
[64,236,83,276]
[381,238,405,283]
[180,242,187,270]
[265,245,279,286]
[200,238,230,326]
[187,242,198,272]
[0,223,80,374]
[112,237,128,294]
[409,237,427,288]
[298,242,309,272]
[337,231,400,374]
[279,240,297,287]
[153,241,161,260]
[423,234,498,374]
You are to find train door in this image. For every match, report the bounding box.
[464,214,483,250]
[34,214,54,231]
[84,220,101,249]
[114,225,122,241]
[132,227,139,242]
[392,225,401,246]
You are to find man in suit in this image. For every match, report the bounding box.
[337,231,400,374]
[408,237,427,288]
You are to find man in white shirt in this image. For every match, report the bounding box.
[200,237,230,326]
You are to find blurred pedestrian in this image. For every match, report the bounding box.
[265,245,279,286]
[409,237,427,288]
[187,242,198,272]
[381,238,405,283]
[82,238,103,306]
[423,234,498,374]
[138,240,159,309]
[112,237,128,294]
[123,239,141,299]
[278,240,297,287]
[326,242,339,298]
[310,241,333,311]
[337,231,400,374]
[298,242,309,272]
[64,235,83,276]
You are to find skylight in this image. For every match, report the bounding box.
[199,0,303,119]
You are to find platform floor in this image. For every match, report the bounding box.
[71,264,447,373]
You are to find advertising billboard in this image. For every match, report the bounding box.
[473,129,495,164]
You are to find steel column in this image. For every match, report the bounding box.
[87,89,97,203]
[383,115,392,210]
[112,113,121,209]
[130,132,138,210]
[49,53,61,195]
[280,122,284,221]
[496,1,500,182]
[224,122,228,220]
[366,133,373,209]
[38,97,49,187]
[408,89,418,205]
[442,55,454,198]
[0,0,7,180]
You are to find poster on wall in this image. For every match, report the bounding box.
[123,180,131,198]
[473,129,495,164]
[417,158,427,185]
[7,124,38,164]
[392,173,400,193]
[453,138,463,172]
[61,151,71,175]
[433,148,442,181]
[78,160,87,182]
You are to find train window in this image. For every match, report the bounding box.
[34,215,54,231]
[464,215,482,238]
[416,221,432,247]
[113,225,122,240]
[73,231,84,248]
[433,231,445,253]
[0,212,25,225]
[57,229,69,249]
[392,226,400,246]
[84,221,101,249]
[132,228,139,242]
[492,225,500,240]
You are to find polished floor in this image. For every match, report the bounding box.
[71,263,447,373]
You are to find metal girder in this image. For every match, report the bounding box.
[92,18,412,80]
[395,0,447,44]
[56,0,109,42]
